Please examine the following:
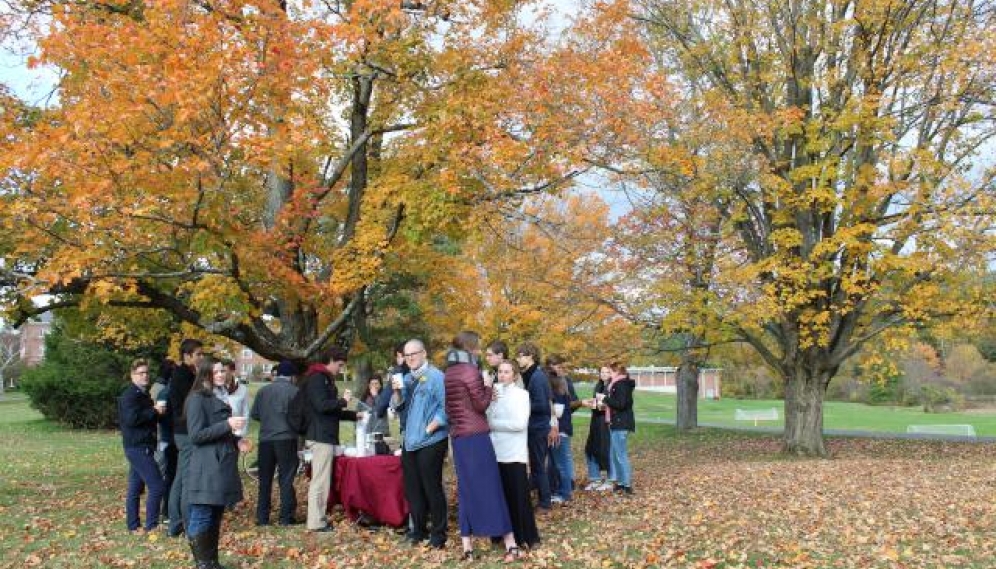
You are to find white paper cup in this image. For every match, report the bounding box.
[553,403,565,418]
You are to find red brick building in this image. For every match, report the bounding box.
[18,312,52,367]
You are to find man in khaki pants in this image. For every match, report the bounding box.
[300,346,364,532]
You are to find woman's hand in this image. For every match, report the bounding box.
[238,438,253,453]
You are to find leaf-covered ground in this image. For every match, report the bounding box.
[2,399,995,568]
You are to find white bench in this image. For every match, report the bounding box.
[735,408,779,426]
[906,424,977,437]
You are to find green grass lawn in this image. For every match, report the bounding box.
[568,385,996,436]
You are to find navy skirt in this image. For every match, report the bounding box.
[452,433,513,537]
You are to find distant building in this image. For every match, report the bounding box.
[19,312,53,367]
[628,366,723,399]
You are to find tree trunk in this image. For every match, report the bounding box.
[675,358,699,431]
[782,369,830,457]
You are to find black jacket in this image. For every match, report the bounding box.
[304,366,357,445]
[118,384,158,449]
[185,391,243,506]
[169,364,196,435]
[603,377,636,432]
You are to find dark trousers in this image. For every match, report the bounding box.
[527,428,552,509]
[401,438,448,546]
[256,439,299,524]
[124,446,165,531]
[155,442,178,521]
[169,434,192,535]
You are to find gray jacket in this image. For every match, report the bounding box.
[185,391,244,506]
[250,377,299,442]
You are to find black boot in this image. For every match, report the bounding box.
[187,532,213,569]
[207,526,228,569]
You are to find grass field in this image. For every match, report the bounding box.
[571,385,996,437]
[4,392,996,568]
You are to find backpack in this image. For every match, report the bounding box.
[286,377,311,435]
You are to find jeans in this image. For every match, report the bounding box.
[609,429,632,488]
[549,434,574,500]
[401,438,449,546]
[187,504,224,538]
[169,434,192,535]
[527,428,552,509]
[586,453,604,481]
[257,439,299,524]
[124,446,165,531]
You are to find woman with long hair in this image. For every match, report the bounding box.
[360,375,390,436]
[603,362,635,494]
[183,358,245,569]
[583,366,613,491]
[487,359,541,550]
[444,331,522,562]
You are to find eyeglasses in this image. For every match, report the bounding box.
[403,350,424,358]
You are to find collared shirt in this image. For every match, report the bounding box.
[397,364,448,452]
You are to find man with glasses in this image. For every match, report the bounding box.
[391,339,449,548]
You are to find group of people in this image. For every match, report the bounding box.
[117,333,636,567]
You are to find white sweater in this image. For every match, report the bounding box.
[486,384,531,464]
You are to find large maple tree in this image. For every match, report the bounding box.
[630,0,996,455]
[0,0,588,363]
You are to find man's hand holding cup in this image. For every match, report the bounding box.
[228,416,247,431]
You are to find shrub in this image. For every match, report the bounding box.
[919,384,965,413]
[19,320,158,429]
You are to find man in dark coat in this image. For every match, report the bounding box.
[515,342,556,512]
[302,346,363,532]
[167,338,203,537]
[118,358,166,532]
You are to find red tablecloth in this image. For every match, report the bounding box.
[328,454,408,527]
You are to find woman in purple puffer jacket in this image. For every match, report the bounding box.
[444,331,522,563]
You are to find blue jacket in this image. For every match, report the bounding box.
[396,365,448,452]
[522,365,552,433]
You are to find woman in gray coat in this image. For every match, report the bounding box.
[184,358,245,569]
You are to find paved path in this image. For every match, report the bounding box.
[633,415,996,443]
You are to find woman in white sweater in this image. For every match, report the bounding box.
[486,360,540,549]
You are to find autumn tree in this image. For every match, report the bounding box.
[415,192,642,365]
[633,0,996,454]
[0,0,589,365]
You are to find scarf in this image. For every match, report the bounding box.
[445,349,477,367]
[411,361,430,381]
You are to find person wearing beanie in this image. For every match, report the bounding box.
[250,360,301,526]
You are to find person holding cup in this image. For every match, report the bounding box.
[118,358,166,533]
[184,357,245,568]
[546,354,580,504]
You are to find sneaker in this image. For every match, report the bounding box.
[583,480,603,491]
[550,495,564,504]
[595,482,615,492]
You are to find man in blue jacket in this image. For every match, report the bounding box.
[392,339,448,548]
[118,358,166,532]
[515,342,556,512]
